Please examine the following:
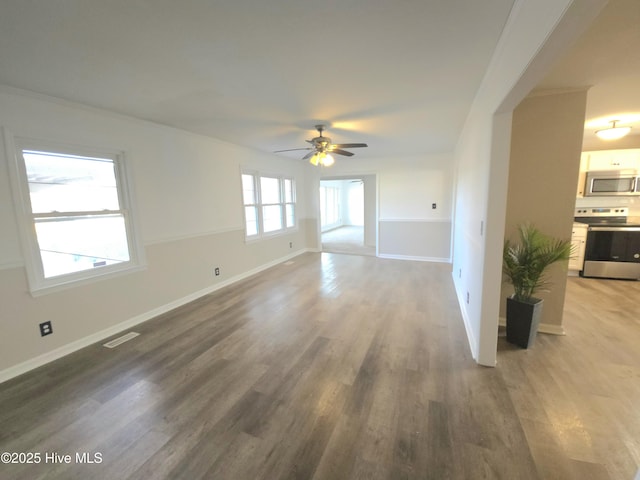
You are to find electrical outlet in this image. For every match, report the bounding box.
[289,242,293,248]
[214,267,220,276]
[39,321,53,337]
[432,203,437,209]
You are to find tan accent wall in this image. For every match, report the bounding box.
[501,89,588,330]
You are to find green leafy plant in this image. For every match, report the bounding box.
[503,224,572,302]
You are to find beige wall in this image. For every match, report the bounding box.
[501,89,588,332]
[379,220,451,261]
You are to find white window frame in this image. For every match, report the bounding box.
[241,170,297,240]
[5,133,145,296]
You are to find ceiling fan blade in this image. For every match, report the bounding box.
[332,143,367,149]
[301,151,316,160]
[274,147,313,153]
[330,148,354,157]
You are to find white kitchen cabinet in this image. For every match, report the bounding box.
[569,223,588,273]
[583,149,640,171]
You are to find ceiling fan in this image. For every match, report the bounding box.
[274,125,368,166]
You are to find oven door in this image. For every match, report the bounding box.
[583,226,640,279]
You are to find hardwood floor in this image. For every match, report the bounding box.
[0,252,638,479]
[321,226,375,257]
[497,275,640,480]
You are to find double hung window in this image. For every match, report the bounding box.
[242,172,296,239]
[9,138,143,293]
[320,185,340,230]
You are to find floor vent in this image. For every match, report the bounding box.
[103,332,140,348]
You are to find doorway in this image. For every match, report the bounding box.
[319,177,376,256]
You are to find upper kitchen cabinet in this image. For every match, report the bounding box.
[582,149,640,171]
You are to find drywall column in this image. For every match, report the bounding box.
[501,89,588,333]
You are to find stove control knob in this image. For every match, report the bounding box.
[635,253,640,259]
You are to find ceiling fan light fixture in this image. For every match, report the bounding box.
[309,152,335,167]
[595,120,631,140]
[321,153,335,167]
[279,125,367,166]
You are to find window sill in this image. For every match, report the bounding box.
[28,262,147,297]
[245,227,298,244]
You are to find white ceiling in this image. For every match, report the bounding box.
[538,0,640,148]
[1,1,636,161]
[0,0,515,160]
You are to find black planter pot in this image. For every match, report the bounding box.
[506,296,543,349]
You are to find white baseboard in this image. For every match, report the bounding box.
[0,249,310,384]
[378,253,451,263]
[498,316,566,335]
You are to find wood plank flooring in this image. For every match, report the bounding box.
[497,275,640,480]
[321,226,375,257]
[0,252,638,479]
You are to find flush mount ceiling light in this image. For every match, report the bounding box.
[595,120,631,140]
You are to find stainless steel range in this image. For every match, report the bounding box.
[574,207,640,280]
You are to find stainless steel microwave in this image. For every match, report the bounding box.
[585,170,640,196]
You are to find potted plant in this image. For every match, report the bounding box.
[502,224,572,348]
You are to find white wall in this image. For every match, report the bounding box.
[451,0,607,366]
[362,174,376,248]
[318,153,453,261]
[345,181,364,226]
[0,87,312,380]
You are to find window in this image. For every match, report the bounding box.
[8,138,144,294]
[241,172,296,239]
[284,178,295,228]
[320,185,340,230]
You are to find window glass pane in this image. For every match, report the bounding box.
[244,206,258,236]
[260,177,280,204]
[263,205,283,232]
[23,150,119,213]
[320,186,340,228]
[34,214,129,278]
[286,204,295,228]
[242,174,255,204]
[284,178,293,203]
